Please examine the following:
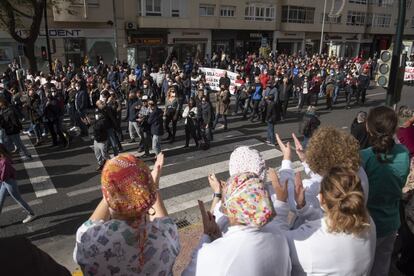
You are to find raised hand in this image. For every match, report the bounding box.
[292,133,306,162]
[276,133,291,161]
[208,173,224,193]
[294,172,306,209]
[269,168,288,203]
[198,200,222,240]
[151,152,164,189]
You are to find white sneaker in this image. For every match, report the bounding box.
[42,132,47,137]
[22,214,36,224]
[23,131,32,137]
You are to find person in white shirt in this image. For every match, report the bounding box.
[285,128,369,228]
[269,140,376,275]
[73,153,180,276]
[183,172,291,276]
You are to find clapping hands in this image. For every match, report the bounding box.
[198,200,222,241]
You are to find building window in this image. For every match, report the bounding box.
[220,5,235,17]
[145,0,161,16]
[171,0,179,17]
[281,6,315,24]
[368,13,391,27]
[199,4,215,16]
[349,0,367,4]
[321,13,342,24]
[346,11,366,26]
[368,0,394,7]
[245,4,275,21]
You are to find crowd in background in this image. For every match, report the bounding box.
[1,51,414,276]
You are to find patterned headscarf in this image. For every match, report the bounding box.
[101,154,157,219]
[229,146,266,181]
[223,172,274,228]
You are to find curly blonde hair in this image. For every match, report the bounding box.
[321,167,370,235]
[306,126,361,176]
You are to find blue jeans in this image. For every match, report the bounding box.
[152,134,161,155]
[267,122,275,145]
[333,85,340,103]
[0,178,34,215]
[6,134,31,157]
[106,128,119,156]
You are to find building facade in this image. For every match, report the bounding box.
[1,0,414,71]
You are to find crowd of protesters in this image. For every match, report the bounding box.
[1,51,414,275]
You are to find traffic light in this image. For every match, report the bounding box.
[376,50,392,88]
[41,46,47,60]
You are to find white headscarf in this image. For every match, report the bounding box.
[229,146,266,182]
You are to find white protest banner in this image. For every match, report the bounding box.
[404,66,414,81]
[199,67,239,94]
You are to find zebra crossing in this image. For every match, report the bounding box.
[7,126,302,220]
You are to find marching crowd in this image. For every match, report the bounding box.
[1,51,414,276]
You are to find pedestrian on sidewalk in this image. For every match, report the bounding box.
[74,153,180,276]
[0,143,35,223]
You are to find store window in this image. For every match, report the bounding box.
[281,6,315,24]
[171,0,180,17]
[244,4,275,21]
[64,38,86,68]
[199,4,215,16]
[346,11,366,26]
[220,5,235,17]
[368,0,393,6]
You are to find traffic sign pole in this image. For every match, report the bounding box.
[386,0,406,106]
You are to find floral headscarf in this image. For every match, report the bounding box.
[101,154,157,268]
[223,172,274,228]
[101,154,157,218]
[229,146,266,181]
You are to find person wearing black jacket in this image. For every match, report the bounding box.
[147,100,164,155]
[82,111,109,171]
[356,69,370,105]
[44,94,68,148]
[74,82,89,136]
[125,91,141,143]
[96,100,119,156]
[265,95,280,145]
[25,88,43,146]
[277,76,292,120]
[350,111,370,149]
[0,98,31,160]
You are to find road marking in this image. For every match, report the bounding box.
[67,185,101,197]
[3,199,43,213]
[66,146,280,197]
[159,148,282,190]
[20,136,57,198]
[165,161,304,215]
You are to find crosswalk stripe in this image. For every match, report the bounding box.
[21,136,58,198]
[159,148,282,190]
[3,199,43,213]
[164,161,304,215]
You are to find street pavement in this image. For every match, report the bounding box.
[0,85,411,274]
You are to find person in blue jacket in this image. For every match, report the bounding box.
[250,76,262,122]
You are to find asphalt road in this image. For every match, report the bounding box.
[0,85,412,271]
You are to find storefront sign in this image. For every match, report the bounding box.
[199,67,239,94]
[404,66,414,81]
[1,28,113,39]
[250,33,262,38]
[143,38,163,45]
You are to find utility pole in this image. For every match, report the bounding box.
[386,0,406,106]
[112,0,119,64]
[44,0,53,74]
[319,0,327,55]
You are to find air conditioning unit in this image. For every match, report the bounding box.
[125,22,137,30]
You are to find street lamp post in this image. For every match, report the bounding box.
[319,0,327,55]
[44,0,53,74]
[112,0,119,64]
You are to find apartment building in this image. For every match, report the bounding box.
[1,0,414,71]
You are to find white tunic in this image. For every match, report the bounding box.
[183,225,291,276]
[273,200,376,276]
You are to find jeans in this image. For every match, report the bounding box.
[6,134,31,157]
[370,232,397,276]
[93,140,109,166]
[0,178,34,215]
[213,114,227,129]
[106,128,119,156]
[242,98,252,118]
[0,128,5,144]
[345,86,354,107]
[267,122,275,145]
[128,121,141,140]
[152,134,161,155]
[234,93,245,114]
[356,87,367,104]
[47,121,67,145]
[139,130,151,154]
[165,116,178,139]
[185,123,198,147]
[333,85,340,103]
[32,122,42,141]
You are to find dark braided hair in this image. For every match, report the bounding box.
[366,106,397,163]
